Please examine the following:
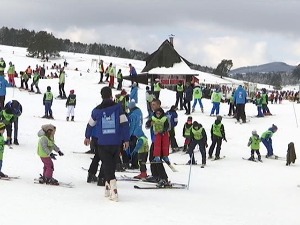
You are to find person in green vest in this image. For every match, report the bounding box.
[210,87,223,116]
[7,62,16,87]
[145,86,155,118]
[29,70,41,94]
[153,78,163,99]
[174,80,184,110]
[66,89,76,121]
[20,71,29,90]
[0,122,8,178]
[247,130,262,161]
[261,88,272,115]
[0,57,6,76]
[131,130,149,179]
[109,64,116,88]
[182,116,193,152]
[115,89,129,113]
[192,83,204,113]
[261,124,278,158]
[42,86,54,119]
[37,124,64,185]
[0,108,16,146]
[208,115,227,160]
[58,69,66,99]
[187,121,208,166]
[116,69,123,90]
[255,92,264,117]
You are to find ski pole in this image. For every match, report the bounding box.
[292,102,298,128]
[187,151,193,190]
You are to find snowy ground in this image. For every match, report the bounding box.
[1,45,300,225]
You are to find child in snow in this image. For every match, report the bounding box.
[254,92,264,117]
[37,124,64,185]
[130,82,138,103]
[187,121,207,166]
[0,123,8,178]
[66,89,76,121]
[166,105,179,153]
[286,142,296,166]
[42,86,54,119]
[182,116,193,152]
[0,108,16,145]
[210,88,223,116]
[227,91,236,116]
[131,130,149,179]
[261,124,278,158]
[29,70,41,94]
[208,115,227,160]
[247,130,262,161]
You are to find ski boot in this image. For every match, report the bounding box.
[156,179,172,188]
[66,117,69,121]
[71,116,74,121]
[45,177,59,185]
[38,174,46,184]
[13,139,19,145]
[0,171,8,178]
[87,173,97,183]
[41,115,48,119]
[97,177,105,186]
[248,155,255,161]
[133,172,148,179]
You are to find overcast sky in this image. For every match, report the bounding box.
[2,0,300,68]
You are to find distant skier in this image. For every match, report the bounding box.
[37,124,64,185]
[227,91,236,116]
[153,78,163,99]
[66,89,76,121]
[42,86,54,119]
[174,80,184,110]
[4,100,22,145]
[130,82,138,103]
[261,88,272,115]
[166,105,179,152]
[58,69,66,99]
[7,62,16,87]
[98,60,104,84]
[129,63,138,86]
[183,82,193,115]
[0,57,6,76]
[210,88,223,116]
[29,70,41,94]
[254,92,264,117]
[182,116,193,152]
[247,130,262,162]
[116,69,123,90]
[208,115,227,160]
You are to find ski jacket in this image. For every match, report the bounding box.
[248,134,261,150]
[166,109,178,128]
[0,76,10,96]
[234,85,247,104]
[130,86,138,103]
[37,129,60,158]
[128,107,143,137]
[66,94,76,106]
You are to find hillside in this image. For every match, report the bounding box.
[230,62,296,74]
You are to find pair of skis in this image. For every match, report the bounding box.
[33,178,74,188]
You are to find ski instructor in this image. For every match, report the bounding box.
[84,86,130,202]
[234,85,247,123]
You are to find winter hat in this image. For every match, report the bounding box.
[252,130,257,135]
[132,82,137,87]
[121,89,127,95]
[155,78,159,81]
[128,100,136,109]
[70,90,74,94]
[269,124,278,132]
[0,122,5,130]
[101,86,112,99]
[146,86,150,90]
[42,124,56,132]
[187,116,193,121]
[47,86,51,91]
[193,121,199,127]
[216,115,222,121]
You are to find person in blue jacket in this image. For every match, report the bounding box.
[166,105,178,152]
[130,82,138,103]
[84,86,130,202]
[234,85,247,123]
[0,75,11,110]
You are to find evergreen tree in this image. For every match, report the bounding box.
[213,59,233,78]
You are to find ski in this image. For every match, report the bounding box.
[0,176,20,180]
[211,156,226,161]
[235,119,250,124]
[242,157,263,163]
[81,167,139,173]
[34,179,74,188]
[33,115,55,120]
[265,155,285,160]
[74,151,94,154]
[134,184,187,190]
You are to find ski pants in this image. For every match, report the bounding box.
[149,143,168,180]
[262,104,270,114]
[0,95,5,110]
[0,160,3,171]
[5,124,12,140]
[13,117,19,141]
[66,105,75,117]
[44,101,52,117]
[59,83,66,98]
[41,157,54,178]
[89,144,105,179]
[208,136,223,157]
[175,92,183,110]
[188,140,206,164]
[109,76,114,88]
[153,132,170,157]
[236,104,246,122]
[210,102,220,115]
[192,98,203,110]
[257,106,264,117]
[138,152,148,173]
[98,145,119,182]
[228,103,236,115]
[262,138,273,156]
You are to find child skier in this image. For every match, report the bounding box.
[228,91,236,116]
[182,116,193,152]
[66,89,76,121]
[37,124,64,185]
[208,115,227,160]
[261,124,278,158]
[166,105,179,153]
[187,121,207,166]
[42,86,54,119]
[247,130,262,161]
[0,108,16,145]
[116,69,123,90]
[29,70,41,94]
[255,92,264,117]
[131,130,149,179]
[0,123,7,178]
[210,88,223,116]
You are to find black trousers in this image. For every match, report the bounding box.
[208,136,223,157]
[175,92,183,110]
[59,83,66,98]
[188,140,206,164]
[183,99,191,114]
[138,152,148,172]
[149,143,168,180]
[98,145,120,182]
[154,91,160,99]
[236,104,246,121]
[13,117,19,141]
[129,136,139,168]
[0,95,5,110]
[169,128,178,149]
[99,72,104,82]
[228,103,236,115]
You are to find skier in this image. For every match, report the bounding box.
[187,121,207,166]
[115,89,129,113]
[37,124,64,185]
[0,57,6,76]
[234,85,247,123]
[227,91,236,116]
[4,100,22,145]
[166,105,179,152]
[208,115,227,160]
[58,69,66,99]
[42,86,54,119]
[129,63,138,86]
[116,69,123,90]
[153,78,162,99]
[182,116,193,152]
[210,88,223,116]
[261,88,272,115]
[109,64,116,88]
[192,83,204,113]
[66,89,76,121]
[247,130,262,161]
[130,82,138,103]
[98,60,104,84]
[131,130,149,179]
[20,71,29,90]
[84,86,130,202]
[254,92,264,117]
[0,108,16,146]
[29,70,41,94]
[7,62,16,87]
[149,107,171,187]
[261,124,278,158]
[145,86,155,118]
[0,75,10,110]
[174,80,184,110]
[0,123,7,178]
[183,82,193,115]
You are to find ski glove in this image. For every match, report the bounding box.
[50,153,57,160]
[153,156,161,162]
[58,151,64,156]
[223,137,227,142]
